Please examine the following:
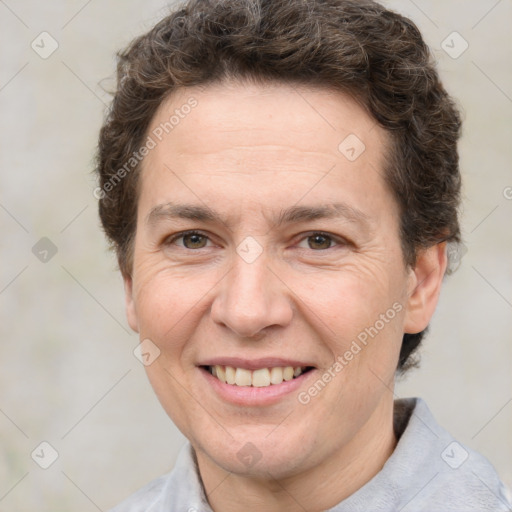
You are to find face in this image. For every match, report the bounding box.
[124,81,445,480]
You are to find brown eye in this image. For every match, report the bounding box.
[165,231,210,249]
[307,233,333,250]
[181,232,208,249]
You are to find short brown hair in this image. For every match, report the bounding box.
[95,0,462,372]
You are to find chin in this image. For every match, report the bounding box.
[194,423,320,479]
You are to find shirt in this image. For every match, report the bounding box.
[110,397,512,511]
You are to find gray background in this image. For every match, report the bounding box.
[1,0,511,510]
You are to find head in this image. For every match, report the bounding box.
[96,0,461,484]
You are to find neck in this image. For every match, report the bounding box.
[196,397,397,512]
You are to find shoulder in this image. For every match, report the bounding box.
[107,443,211,512]
[393,398,512,511]
[411,447,512,511]
[108,473,171,512]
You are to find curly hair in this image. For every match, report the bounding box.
[95,0,462,373]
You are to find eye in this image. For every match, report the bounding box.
[165,230,346,252]
[166,230,211,249]
[297,232,341,250]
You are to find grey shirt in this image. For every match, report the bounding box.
[110,398,512,511]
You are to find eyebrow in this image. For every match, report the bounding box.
[146,201,371,229]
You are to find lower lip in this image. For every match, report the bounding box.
[199,367,315,406]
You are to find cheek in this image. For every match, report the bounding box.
[132,261,219,351]
[131,265,216,430]
[300,259,403,331]
[296,259,406,377]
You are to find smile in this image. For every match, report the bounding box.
[205,365,313,387]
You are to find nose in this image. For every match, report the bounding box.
[210,252,293,339]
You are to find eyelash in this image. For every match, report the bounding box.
[164,230,347,251]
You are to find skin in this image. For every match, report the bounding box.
[123,81,447,512]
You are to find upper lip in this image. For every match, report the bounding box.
[197,357,316,371]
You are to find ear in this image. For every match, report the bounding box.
[123,272,140,333]
[403,242,447,334]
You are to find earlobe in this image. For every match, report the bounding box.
[403,242,447,334]
[123,273,140,333]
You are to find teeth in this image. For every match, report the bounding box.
[225,366,236,385]
[252,368,270,387]
[283,367,294,381]
[209,365,308,387]
[235,368,252,386]
[269,367,283,384]
[216,365,226,383]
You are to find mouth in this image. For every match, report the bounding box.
[202,364,315,388]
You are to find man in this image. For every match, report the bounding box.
[95,0,511,510]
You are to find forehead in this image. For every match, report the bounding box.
[147,81,384,157]
[138,81,395,225]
